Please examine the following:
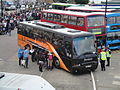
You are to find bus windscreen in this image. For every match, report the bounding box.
[87,16,105,27]
[73,36,95,57]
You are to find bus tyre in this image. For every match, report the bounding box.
[54,59,60,69]
[71,69,76,74]
[91,68,95,72]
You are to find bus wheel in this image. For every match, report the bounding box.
[54,59,60,69]
[91,69,95,72]
[71,68,77,74]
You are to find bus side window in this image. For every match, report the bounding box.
[47,32,53,42]
[77,17,84,26]
[17,27,22,34]
[20,26,25,35]
[26,28,29,37]
[64,41,72,58]
[43,31,49,41]
[52,34,64,45]
[47,13,54,21]
[29,30,34,39]
[53,14,61,22]
[39,31,44,40]
[42,12,47,19]
[23,28,26,36]
[52,34,58,45]
[68,16,77,25]
[61,15,68,24]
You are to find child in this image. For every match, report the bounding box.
[47,52,53,71]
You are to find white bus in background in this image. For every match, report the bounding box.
[0,72,56,90]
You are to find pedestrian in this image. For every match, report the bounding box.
[38,51,45,72]
[30,48,36,62]
[43,51,48,68]
[23,46,30,68]
[5,19,10,35]
[99,49,107,71]
[17,46,24,66]
[106,47,112,66]
[8,23,12,36]
[47,52,53,71]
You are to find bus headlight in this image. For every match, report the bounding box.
[73,64,81,67]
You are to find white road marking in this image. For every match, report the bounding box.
[112,81,120,85]
[114,75,120,79]
[91,72,97,90]
[112,75,120,85]
[40,68,46,77]
[0,58,3,61]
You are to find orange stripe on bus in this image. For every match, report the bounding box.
[46,42,70,72]
[18,34,70,72]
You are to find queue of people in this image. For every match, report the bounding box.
[17,46,54,72]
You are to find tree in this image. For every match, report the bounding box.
[74,0,89,4]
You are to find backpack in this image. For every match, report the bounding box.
[48,55,53,60]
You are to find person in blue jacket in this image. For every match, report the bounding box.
[23,46,30,68]
[18,46,24,66]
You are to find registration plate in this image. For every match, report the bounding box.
[85,65,91,68]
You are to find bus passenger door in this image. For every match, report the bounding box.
[58,40,72,70]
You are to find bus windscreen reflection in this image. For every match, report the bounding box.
[73,36,95,57]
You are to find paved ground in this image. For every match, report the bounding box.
[0,30,120,90]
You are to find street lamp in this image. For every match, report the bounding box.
[105,0,108,24]
[104,0,108,47]
[1,0,4,17]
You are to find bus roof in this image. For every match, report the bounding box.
[0,72,55,90]
[92,12,120,16]
[52,3,76,6]
[98,6,120,9]
[52,3,89,7]
[20,21,93,37]
[42,9,104,17]
[65,6,117,12]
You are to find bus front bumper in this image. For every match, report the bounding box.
[72,61,98,72]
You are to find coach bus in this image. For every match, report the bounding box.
[105,13,120,50]
[18,21,98,73]
[41,9,106,47]
[65,6,120,13]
